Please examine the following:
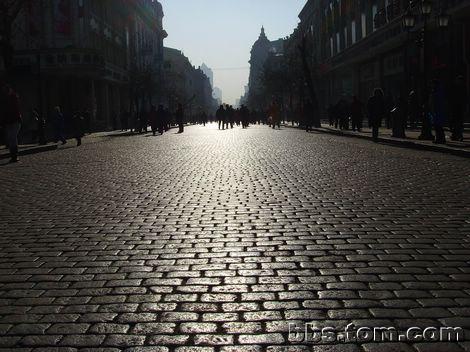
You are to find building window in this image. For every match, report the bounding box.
[351,20,356,44]
[336,32,340,53]
[344,26,348,48]
[330,37,334,57]
[71,54,80,63]
[385,0,389,21]
[372,4,378,31]
[361,13,366,39]
[58,54,67,64]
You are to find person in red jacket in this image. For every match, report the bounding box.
[1,83,22,163]
[149,105,158,136]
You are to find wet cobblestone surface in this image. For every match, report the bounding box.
[1,125,469,351]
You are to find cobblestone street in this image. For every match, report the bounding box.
[1,124,469,352]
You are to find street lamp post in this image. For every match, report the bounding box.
[403,5,415,94]
[419,0,434,140]
[403,0,450,140]
[403,5,415,133]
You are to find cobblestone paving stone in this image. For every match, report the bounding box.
[0,124,469,351]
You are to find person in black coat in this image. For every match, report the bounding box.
[350,96,363,132]
[216,105,225,130]
[303,100,314,132]
[149,105,158,136]
[176,104,184,133]
[33,108,47,145]
[450,75,467,141]
[367,88,386,142]
[1,84,22,162]
[240,105,250,129]
[157,105,166,135]
[72,111,84,146]
[120,108,128,131]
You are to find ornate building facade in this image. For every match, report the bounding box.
[8,0,166,132]
[299,0,470,116]
[162,47,216,117]
[245,27,285,109]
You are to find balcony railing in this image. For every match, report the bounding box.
[375,0,404,29]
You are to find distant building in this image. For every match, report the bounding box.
[213,86,222,105]
[245,27,285,109]
[163,47,216,116]
[200,63,214,87]
[239,85,249,106]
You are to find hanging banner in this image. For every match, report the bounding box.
[54,0,72,36]
[465,23,470,63]
[27,1,41,36]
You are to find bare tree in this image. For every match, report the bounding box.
[0,0,30,76]
[260,61,288,105]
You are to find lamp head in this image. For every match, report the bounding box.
[403,7,416,29]
[421,0,432,16]
[437,10,450,28]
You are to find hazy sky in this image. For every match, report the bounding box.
[159,0,305,105]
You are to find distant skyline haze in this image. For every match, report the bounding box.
[159,0,306,105]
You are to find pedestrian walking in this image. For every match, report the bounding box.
[333,101,341,129]
[157,105,166,134]
[450,75,467,141]
[33,108,47,145]
[120,109,128,131]
[391,91,407,138]
[227,105,234,129]
[269,100,281,129]
[408,90,419,129]
[224,105,230,130]
[367,88,386,142]
[1,83,22,163]
[53,106,67,145]
[429,79,447,145]
[328,104,335,126]
[201,111,208,127]
[130,111,137,133]
[350,96,363,132]
[216,105,224,130]
[240,104,250,128]
[303,100,314,132]
[139,108,148,134]
[111,110,117,131]
[149,105,159,136]
[164,107,171,131]
[83,109,91,134]
[337,98,349,130]
[176,104,184,133]
[72,111,84,146]
[235,108,241,127]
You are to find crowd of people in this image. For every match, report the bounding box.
[0,83,21,163]
[214,102,282,130]
[0,81,100,163]
[114,99,290,135]
[214,104,271,130]
[1,77,468,163]
[326,76,468,144]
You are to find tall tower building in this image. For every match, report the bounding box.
[247,27,271,96]
[245,26,284,108]
[200,63,214,87]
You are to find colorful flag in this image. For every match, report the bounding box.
[54,0,72,35]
